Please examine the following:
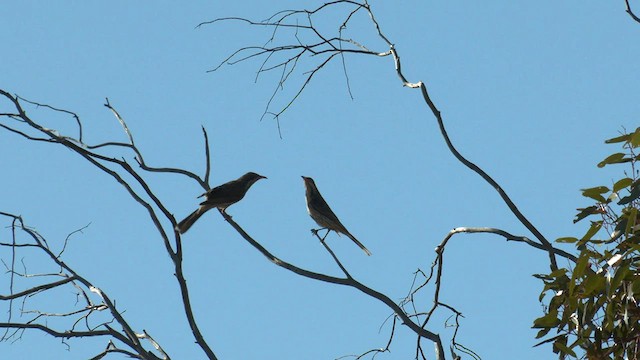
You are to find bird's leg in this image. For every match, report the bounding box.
[310,228,332,244]
[310,228,330,242]
[317,233,351,279]
[219,207,232,219]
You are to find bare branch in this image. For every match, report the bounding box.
[441,227,576,262]
[220,210,446,359]
[313,229,353,278]
[384,46,561,270]
[0,89,219,358]
[200,1,389,122]
[625,0,640,23]
[0,277,76,301]
[0,213,169,358]
[0,323,112,339]
[58,223,91,258]
[137,330,171,360]
[202,126,212,186]
[102,98,207,189]
[15,95,83,142]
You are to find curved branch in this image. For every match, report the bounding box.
[442,227,576,262]
[0,276,76,301]
[383,47,560,270]
[103,99,207,189]
[220,211,445,359]
[15,95,83,142]
[202,126,212,186]
[413,77,558,270]
[314,230,353,278]
[9,217,144,353]
[0,323,112,339]
[0,93,216,359]
[625,0,640,23]
[202,2,389,124]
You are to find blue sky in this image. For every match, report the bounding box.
[1,1,639,359]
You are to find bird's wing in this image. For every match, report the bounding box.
[200,180,242,206]
[312,191,351,232]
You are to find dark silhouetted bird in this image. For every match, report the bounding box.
[302,176,371,256]
[176,172,266,234]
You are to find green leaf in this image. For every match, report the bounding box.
[605,133,631,144]
[604,302,615,331]
[583,274,606,297]
[549,268,569,278]
[610,218,628,241]
[594,295,607,313]
[538,291,547,302]
[618,184,640,205]
[570,256,587,296]
[632,277,640,294]
[625,243,640,253]
[569,337,585,351]
[584,222,603,240]
[631,128,640,147]
[533,273,551,280]
[613,177,633,192]
[535,328,551,339]
[581,221,602,242]
[556,237,578,243]
[554,340,577,357]
[570,253,590,296]
[581,186,610,202]
[532,310,561,328]
[609,262,630,294]
[574,206,600,223]
[625,207,638,234]
[597,153,630,168]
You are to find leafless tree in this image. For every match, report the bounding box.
[1,1,598,359]
[198,1,583,358]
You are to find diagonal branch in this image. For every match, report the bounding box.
[220,211,446,359]
[625,0,640,23]
[0,323,113,339]
[0,92,216,359]
[385,45,559,270]
[0,276,76,301]
[313,229,353,278]
[200,1,390,132]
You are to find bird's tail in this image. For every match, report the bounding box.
[176,207,205,234]
[345,232,372,256]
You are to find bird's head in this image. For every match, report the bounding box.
[301,176,317,189]
[242,172,267,185]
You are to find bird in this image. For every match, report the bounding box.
[301,176,371,256]
[176,172,266,234]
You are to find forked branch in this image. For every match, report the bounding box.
[0,91,215,359]
[0,213,166,360]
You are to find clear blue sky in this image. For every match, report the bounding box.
[1,1,639,359]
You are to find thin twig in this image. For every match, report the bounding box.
[625,0,640,23]
[220,211,445,356]
[313,229,353,278]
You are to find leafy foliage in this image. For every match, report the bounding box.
[534,128,640,359]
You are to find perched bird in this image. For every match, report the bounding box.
[301,176,371,256]
[176,172,266,234]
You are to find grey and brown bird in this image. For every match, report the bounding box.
[301,176,371,256]
[176,172,266,234]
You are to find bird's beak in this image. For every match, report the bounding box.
[259,175,267,179]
